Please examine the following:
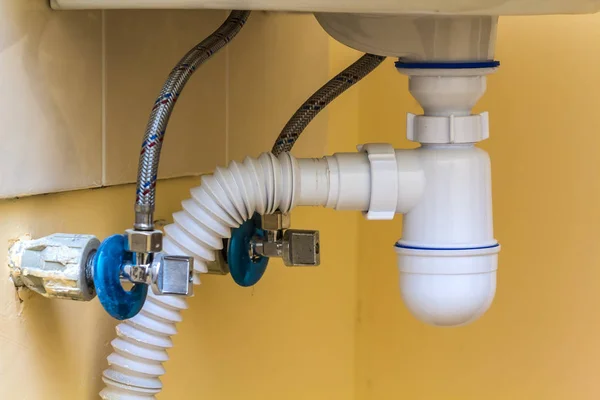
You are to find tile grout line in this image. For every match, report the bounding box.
[101,9,107,186]
[225,16,230,165]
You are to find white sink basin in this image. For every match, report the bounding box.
[52,0,600,15]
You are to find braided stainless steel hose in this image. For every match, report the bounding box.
[135,10,251,231]
[271,53,386,156]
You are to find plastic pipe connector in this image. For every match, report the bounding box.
[7,233,99,301]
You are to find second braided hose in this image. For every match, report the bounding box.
[272,53,385,156]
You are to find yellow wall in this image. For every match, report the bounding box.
[356,13,600,400]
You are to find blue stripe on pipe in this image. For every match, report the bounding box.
[395,243,500,251]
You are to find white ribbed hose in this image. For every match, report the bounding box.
[99,147,418,399]
[100,152,303,399]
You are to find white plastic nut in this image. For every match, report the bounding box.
[407,112,489,144]
[357,143,398,220]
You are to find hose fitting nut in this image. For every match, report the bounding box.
[124,229,163,253]
[282,230,320,266]
[261,212,291,231]
[151,253,194,296]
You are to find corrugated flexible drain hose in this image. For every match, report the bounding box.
[100,153,299,399]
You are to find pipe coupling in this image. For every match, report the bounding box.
[8,234,99,301]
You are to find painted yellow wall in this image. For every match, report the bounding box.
[356,13,600,400]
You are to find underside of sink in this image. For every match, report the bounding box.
[52,0,600,16]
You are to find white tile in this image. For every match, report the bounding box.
[0,1,102,198]
[104,9,227,186]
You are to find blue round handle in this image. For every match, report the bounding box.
[93,234,148,320]
[228,213,269,287]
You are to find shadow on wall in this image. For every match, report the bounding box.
[15,291,117,397]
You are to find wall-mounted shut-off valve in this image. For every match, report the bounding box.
[252,212,320,267]
[7,233,194,320]
[8,234,100,301]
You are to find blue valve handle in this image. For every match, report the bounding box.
[228,213,269,287]
[93,234,148,320]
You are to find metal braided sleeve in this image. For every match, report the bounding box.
[271,53,385,156]
[134,10,251,230]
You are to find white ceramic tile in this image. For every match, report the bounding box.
[0,1,102,198]
[104,9,227,186]
[227,12,330,161]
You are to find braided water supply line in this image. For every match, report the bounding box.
[135,10,251,231]
[271,53,385,156]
